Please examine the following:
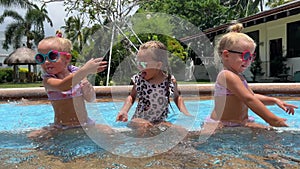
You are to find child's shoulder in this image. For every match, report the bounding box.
[218,69,232,75]
[218,70,239,77]
[216,70,243,83]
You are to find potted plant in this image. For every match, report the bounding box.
[250,56,264,82]
[270,54,290,77]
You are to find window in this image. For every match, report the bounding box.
[246,30,260,58]
[287,21,300,58]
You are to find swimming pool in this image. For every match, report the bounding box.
[1,99,300,168]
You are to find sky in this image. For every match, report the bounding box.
[0,1,67,55]
[0,1,67,37]
[43,1,67,36]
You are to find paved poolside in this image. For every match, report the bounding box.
[0,83,299,101]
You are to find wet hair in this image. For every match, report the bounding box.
[217,22,256,55]
[39,36,72,53]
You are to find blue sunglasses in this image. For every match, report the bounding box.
[227,50,256,62]
[35,50,69,64]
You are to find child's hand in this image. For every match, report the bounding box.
[275,99,298,115]
[81,79,96,102]
[116,111,128,122]
[83,58,107,74]
[268,117,288,127]
[97,57,108,73]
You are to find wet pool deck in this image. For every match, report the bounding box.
[0,83,299,101]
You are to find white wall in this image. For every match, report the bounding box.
[244,13,300,77]
[287,57,300,75]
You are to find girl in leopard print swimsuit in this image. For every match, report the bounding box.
[116,41,191,129]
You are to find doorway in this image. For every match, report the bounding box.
[269,38,282,77]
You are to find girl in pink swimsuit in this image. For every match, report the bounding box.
[28,34,108,139]
[205,23,297,129]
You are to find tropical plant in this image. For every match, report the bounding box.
[224,0,260,19]
[0,3,53,50]
[266,0,295,8]
[138,0,228,31]
[250,56,264,82]
[270,53,290,77]
[62,16,86,51]
[0,0,32,8]
[0,68,13,83]
[61,16,103,64]
[64,0,143,24]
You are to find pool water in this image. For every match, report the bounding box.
[0,100,300,168]
[2,100,299,133]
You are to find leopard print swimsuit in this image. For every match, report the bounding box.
[131,73,175,124]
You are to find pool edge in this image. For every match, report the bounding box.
[0,83,299,101]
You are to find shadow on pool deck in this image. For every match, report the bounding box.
[0,83,300,101]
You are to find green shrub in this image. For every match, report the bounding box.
[0,68,13,83]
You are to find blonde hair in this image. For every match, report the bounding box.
[39,36,72,53]
[213,23,256,71]
[139,40,169,70]
[227,22,244,33]
[217,23,256,54]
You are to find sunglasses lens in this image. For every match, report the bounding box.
[244,52,251,60]
[141,62,147,68]
[137,61,147,69]
[35,54,45,64]
[48,51,59,62]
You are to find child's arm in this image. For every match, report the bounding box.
[44,58,107,91]
[254,94,297,115]
[221,71,288,127]
[81,78,96,102]
[116,85,137,122]
[172,79,192,116]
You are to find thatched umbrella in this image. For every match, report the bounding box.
[4,47,37,83]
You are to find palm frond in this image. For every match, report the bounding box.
[0,10,24,23]
[0,0,31,8]
[3,22,23,50]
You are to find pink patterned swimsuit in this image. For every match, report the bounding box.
[42,65,95,129]
[43,65,83,100]
[214,80,248,96]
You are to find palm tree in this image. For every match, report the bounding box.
[28,3,53,42]
[224,0,260,19]
[0,3,53,50]
[0,0,32,8]
[62,16,86,51]
[266,0,295,8]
